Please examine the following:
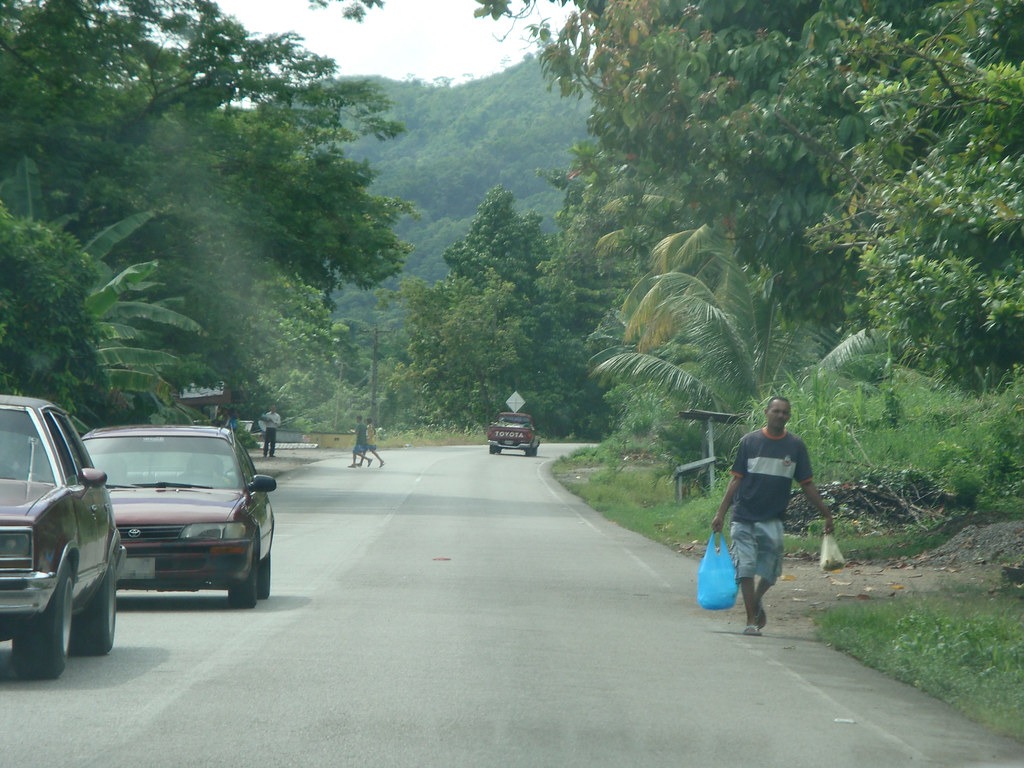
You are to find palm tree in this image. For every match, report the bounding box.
[593,224,817,413]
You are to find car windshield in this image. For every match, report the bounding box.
[0,409,55,484]
[85,435,241,489]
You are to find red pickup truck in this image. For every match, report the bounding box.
[487,412,540,457]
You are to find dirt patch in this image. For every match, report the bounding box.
[250,446,351,476]
[680,539,1011,640]
[688,522,1024,639]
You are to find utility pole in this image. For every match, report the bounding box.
[370,326,379,423]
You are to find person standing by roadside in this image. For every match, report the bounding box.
[349,414,368,468]
[359,418,384,468]
[261,405,282,458]
[712,396,834,636]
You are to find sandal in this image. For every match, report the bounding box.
[743,625,762,636]
[756,604,767,630]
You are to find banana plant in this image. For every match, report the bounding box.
[2,157,200,400]
[84,257,200,397]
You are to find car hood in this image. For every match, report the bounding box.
[107,487,245,525]
[0,479,60,517]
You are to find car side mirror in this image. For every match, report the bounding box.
[249,474,277,493]
[80,466,108,488]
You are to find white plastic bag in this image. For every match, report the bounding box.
[820,533,846,571]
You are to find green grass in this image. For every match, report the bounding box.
[370,425,481,449]
[553,451,1024,743]
[818,590,1024,741]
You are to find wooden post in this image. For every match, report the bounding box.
[674,409,746,501]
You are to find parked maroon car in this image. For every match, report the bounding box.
[82,425,275,608]
[0,396,125,679]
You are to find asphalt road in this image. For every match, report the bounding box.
[1,444,1021,767]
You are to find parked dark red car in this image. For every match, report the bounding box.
[0,395,125,679]
[82,425,275,608]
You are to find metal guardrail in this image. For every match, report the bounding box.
[672,456,717,501]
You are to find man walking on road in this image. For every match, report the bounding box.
[261,405,282,458]
[358,418,384,468]
[712,396,834,636]
[349,414,368,468]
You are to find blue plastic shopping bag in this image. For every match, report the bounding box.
[697,532,738,610]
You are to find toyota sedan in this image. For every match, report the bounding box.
[82,425,275,609]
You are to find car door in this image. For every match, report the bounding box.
[42,409,109,592]
[235,442,273,556]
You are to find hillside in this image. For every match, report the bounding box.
[343,56,590,292]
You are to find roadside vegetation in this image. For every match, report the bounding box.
[4,0,1024,743]
[553,375,1024,742]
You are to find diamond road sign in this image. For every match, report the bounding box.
[506,391,525,412]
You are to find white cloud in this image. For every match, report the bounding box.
[215,0,571,82]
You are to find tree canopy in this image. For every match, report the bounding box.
[481,0,1024,391]
[0,0,412,419]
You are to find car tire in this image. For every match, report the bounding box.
[13,564,73,679]
[228,544,259,609]
[70,560,117,656]
[256,552,271,601]
[489,446,500,455]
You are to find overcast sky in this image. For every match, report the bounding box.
[215,0,572,83]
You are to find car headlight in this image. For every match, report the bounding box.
[0,529,32,558]
[179,522,248,540]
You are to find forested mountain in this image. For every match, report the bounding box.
[344,56,590,286]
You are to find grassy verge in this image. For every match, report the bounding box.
[818,591,1024,741]
[374,426,481,449]
[553,449,1024,743]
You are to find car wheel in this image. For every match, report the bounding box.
[70,560,117,656]
[489,446,500,455]
[256,552,271,600]
[13,565,73,679]
[228,544,259,609]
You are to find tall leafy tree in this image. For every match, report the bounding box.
[0,0,411,412]
[397,275,529,426]
[805,5,1024,387]
[395,186,611,435]
[482,0,863,322]
[485,0,1024,389]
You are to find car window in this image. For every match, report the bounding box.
[234,441,257,483]
[51,411,93,469]
[85,435,241,489]
[0,409,55,484]
[43,410,82,485]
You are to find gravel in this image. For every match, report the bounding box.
[922,521,1024,567]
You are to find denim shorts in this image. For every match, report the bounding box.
[730,519,784,585]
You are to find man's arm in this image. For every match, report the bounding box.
[712,474,743,532]
[799,480,835,534]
